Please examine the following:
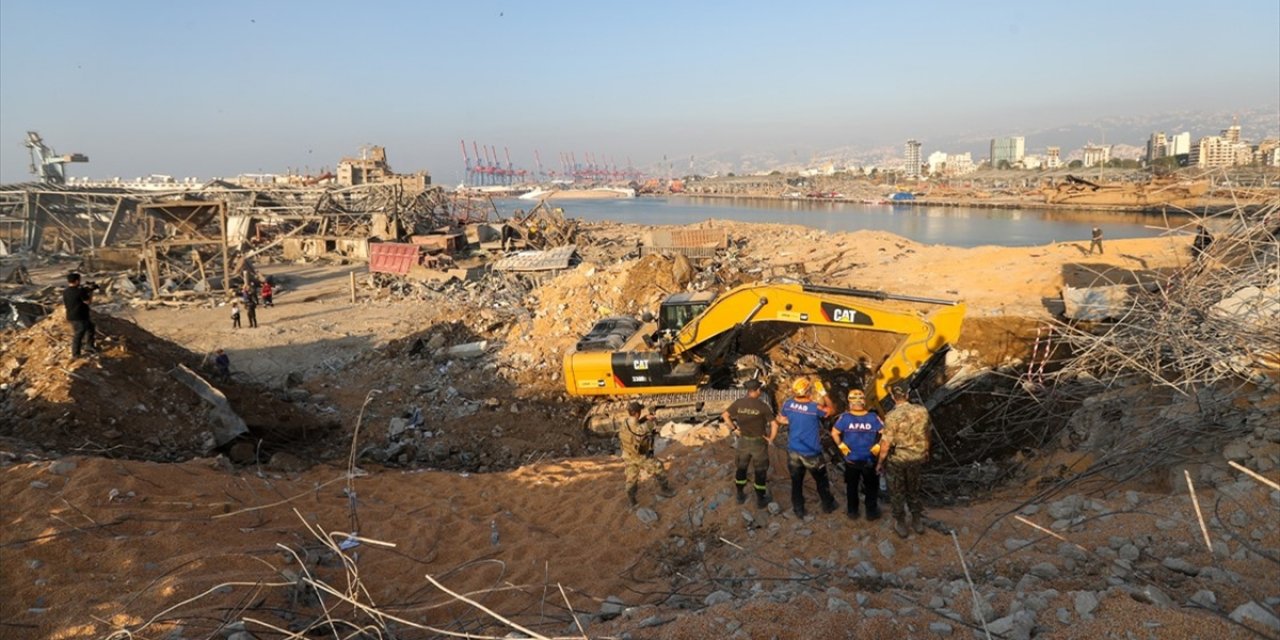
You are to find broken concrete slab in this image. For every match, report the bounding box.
[169,364,249,446]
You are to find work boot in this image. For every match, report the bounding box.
[846,508,859,521]
[912,513,926,535]
[756,492,769,509]
[626,485,638,507]
[865,506,881,521]
[736,486,747,505]
[893,516,909,539]
[793,504,807,519]
[658,479,676,498]
[821,499,838,514]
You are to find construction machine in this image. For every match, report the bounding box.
[24,131,88,184]
[565,282,966,432]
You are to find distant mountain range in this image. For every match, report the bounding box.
[675,106,1279,176]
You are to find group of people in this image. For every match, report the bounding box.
[619,375,934,539]
[231,278,274,329]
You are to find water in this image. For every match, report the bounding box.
[494,196,1190,248]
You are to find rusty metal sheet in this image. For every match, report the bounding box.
[368,242,419,275]
[492,245,579,272]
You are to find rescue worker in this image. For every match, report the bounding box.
[779,376,837,519]
[830,389,883,521]
[1088,226,1104,255]
[876,384,932,538]
[721,379,777,508]
[62,272,97,359]
[619,401,675,507]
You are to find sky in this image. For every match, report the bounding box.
[1,0,1277,184]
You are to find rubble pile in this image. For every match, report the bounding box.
[0,315,331,461]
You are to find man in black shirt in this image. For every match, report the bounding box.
[722,380,778,508]
[63,272,97,358]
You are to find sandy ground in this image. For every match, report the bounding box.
[4,221,1274,640]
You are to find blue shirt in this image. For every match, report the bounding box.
[834,411,883,462]
[782,398,826,456]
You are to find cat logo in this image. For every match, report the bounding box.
[633,359,649,371]
[821,302,872,326]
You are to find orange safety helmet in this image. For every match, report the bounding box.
[791,377,812,397]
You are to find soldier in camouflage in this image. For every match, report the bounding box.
[620,402,675,507]
[876,385,932,538]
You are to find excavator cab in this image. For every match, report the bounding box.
[657,291,715,335]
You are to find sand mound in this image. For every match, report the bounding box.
[0,315,333,461]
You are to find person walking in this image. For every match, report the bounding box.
[231,303,241,329]
[722,380,777,508]
[779,376,837,519]
[877,384,933,538]
[619,402,675,507]
[831,389,884,521]
[1088,226,1104,255]
[260,280,274,307]
[63,272,97,359]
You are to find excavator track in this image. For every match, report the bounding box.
[583,388,751,435]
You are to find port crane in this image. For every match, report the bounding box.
[25,131,88,184]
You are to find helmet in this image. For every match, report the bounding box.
[791,377,812,396]
[847,389,866,403]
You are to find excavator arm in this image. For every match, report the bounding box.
[565,282,965,405]
[668,283,964,401]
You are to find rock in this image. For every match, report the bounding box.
[877,539,896,560]
[1161,557,1199,576]
[599,595,625,620]
[741,510,755,526]
[29,480,49,489]
[1128,585,1172,608]
[1074,591,1099,618]
[971,595,995,624]
[767,501,781,515]
[48,460,76,476]
[1029,562,1059,579]
[1058,543,1088,562]
[704,590,734,607]
[1118,544,1140,561]
[1229,601,1280,632]
[863,608,892,618]
[1188,590,1218,610]
[1047,495,1082,520]
[1015,574,1041,594]
[987,610,1035,640]
[268,452,307,472]
[1223,440,1251,462]
[928,622,953,635]
[634,508,658,525]
[827,597,854,613]
[1056,608,1071,624]
[1004,538,1030,551]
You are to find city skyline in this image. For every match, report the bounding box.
[2,0,1278,184]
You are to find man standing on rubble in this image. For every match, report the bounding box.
[63,272,97,359]
[779,376,837,519]
[619,402,675,507]
[1088,226,1104,255]
[243,288,259,329]
[877,384,932,538]
[831,389,883,521]
[722,380,777,508]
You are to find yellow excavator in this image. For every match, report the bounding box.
[564,282,966,432]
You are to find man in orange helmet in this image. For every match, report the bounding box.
[831,389,884,521]
[778,376,837,519]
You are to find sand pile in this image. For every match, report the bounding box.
[0,315,330,461]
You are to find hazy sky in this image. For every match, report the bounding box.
[2,0,1277,184]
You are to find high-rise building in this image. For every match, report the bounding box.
[1222,117,1241,144]
[927,151,947,175]
[1082,144,1110,167]
[904,140,922,178]
[1168,132,1192,157]
[1046,147,1061,169]
[1147,132,1168,163]
[989,136,1025,168]
[1196,136,1235,167]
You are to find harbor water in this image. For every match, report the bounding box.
[495,196,1191,248]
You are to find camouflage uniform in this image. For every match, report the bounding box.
[882,402,932,520]
[619,415,668,493]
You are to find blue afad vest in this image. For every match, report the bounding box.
[782,399,825,457]
[834,411,883,462]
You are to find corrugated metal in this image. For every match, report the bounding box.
[368,242,419,275]
[492,245,579,272]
